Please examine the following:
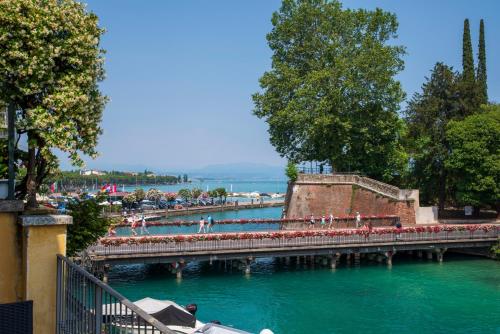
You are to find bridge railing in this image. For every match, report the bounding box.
[88,227,498,257]
[56,255,174,333]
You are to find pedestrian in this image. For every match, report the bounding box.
[107,225,117,237]
[329,213,334,229]
[140,213,150,235]
[198,216,205,234]
[206,215,213,233]
[309,214,315,229]
[321,215,326,229]
[130,215,138,236]
[355,212,361,228]
[395,220,402,240]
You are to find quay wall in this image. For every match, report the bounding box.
[285,174,418,225]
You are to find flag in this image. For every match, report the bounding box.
[112,184,117,193]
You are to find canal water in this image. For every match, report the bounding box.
[109,206,500,333]
[109,254,500,334]
[115,206,283,236]
[110,207,500,334]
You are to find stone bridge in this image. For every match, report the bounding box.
[86,224,499,279]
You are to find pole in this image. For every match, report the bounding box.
[7,103,15,199]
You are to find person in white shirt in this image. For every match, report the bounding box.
[140,213,149,235]
[355,212,361,228]
[198,217,206,233]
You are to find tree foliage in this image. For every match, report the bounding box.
[458,19,481,117]
[67,195,113,256]
[177,188,192,202]
[462,19,475,83]
[190,188,202,200]
[477,19,487,104]
[145,188,162,202]
[212,187,227,203]
[445,105,499,211]
[133,188,145,202]
[0,0,107,207]
[404,63,463,207]
[253,0,407,182]
[285,161,298,182]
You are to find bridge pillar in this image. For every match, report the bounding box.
[102,264,110,283]
[354,253,361,266]
[426,251,433,261]
[436,248,447,263]
[285,257,291,265]
[330,253,341,269]
[176,260,185,279]
[244,257,252,275]
[346,253,352,265]
[417,250,423,258]
[385,251,394,267]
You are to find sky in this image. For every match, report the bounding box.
[61,0,500,172]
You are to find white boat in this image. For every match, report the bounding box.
[102,297,204,333]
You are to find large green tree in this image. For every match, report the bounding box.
[445,105,499,214]
[0,0,107,207]
[404,63,462,208]
[253,0,406,182]
[477,19,487,105]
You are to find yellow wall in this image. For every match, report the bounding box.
[23,224,67,334]
[0,212,23,303]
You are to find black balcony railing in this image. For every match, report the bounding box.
[56,255,174,334]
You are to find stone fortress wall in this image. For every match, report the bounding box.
[284,174,421,225]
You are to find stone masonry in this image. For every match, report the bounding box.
[284,174,418,225]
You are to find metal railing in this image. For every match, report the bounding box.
[56,255,174,334]
[297,165,334,174]
[88,227,499,257]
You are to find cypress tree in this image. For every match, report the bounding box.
[477,19,487,104]
[459,18,479,116]
[462,19,475,82]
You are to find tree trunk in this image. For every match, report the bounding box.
[25,138,37,208]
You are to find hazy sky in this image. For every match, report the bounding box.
[61,0,500,171]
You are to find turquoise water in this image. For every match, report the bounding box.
[109,255,500,334]
[122,180,287,194]
[116,206,283,236]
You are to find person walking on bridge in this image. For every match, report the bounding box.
[130,214,138,236]
[207,215,214,233]
[198,216,206,233]
[329,213,334,229]
[355,212,361,228]
[309,215,315,229]
[140,213,150,235]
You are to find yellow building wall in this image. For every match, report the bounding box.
[23,224,67,334]
[0,212,23,303]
